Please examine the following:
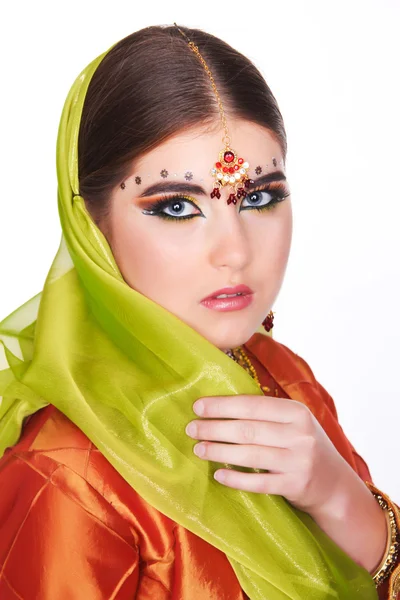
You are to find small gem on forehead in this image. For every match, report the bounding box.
[131,159,285,189]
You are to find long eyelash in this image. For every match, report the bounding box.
[142,194,199,222]
[141,183,290,222]
[246,182,291,213]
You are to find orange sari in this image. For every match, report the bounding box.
[0,332,398,599]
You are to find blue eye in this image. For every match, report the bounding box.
[240,185,290,213]
[242,190,275,210]
[142,195,201,221]
[157,199,198,219]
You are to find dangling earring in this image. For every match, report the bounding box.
[262,310,275,332]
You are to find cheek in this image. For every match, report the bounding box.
[275,204,293,261]
[255,203,292,266]
[110,214,193,298]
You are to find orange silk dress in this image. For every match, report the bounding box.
[0,332,398,599]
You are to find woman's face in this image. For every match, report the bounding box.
[107,119,292,352]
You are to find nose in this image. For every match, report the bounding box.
[208,200,252,271]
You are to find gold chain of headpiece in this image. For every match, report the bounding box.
[174,23,252,205]
[173,23,230,147]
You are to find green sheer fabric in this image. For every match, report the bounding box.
[0,45,378,599]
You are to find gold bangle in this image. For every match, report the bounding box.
[365,481,400,587]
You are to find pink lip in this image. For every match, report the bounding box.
[200,293,254,312]
[201,284,254,302]
[200,285,254,313]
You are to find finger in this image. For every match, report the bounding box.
[214,469,284,495]
[186,418,292,448]
[194,395,303,423]
[194,441,291,472]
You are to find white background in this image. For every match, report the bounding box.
[0,1,399,501]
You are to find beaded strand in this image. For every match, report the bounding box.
[226,346,272,394]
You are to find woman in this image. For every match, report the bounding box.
[0,24,399,599]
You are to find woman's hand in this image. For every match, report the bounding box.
[186,394,389,574]
[185,394,355,515]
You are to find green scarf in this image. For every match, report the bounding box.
[0,44,377,599]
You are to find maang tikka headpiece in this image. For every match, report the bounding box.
[174,24,254,206]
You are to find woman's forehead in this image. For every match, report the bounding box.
[133,120,283,175]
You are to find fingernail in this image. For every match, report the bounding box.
[193,443,205,457]
[214,470,226,483]
[186,422,197,437]
[193,400,204,415]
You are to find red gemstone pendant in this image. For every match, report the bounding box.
[210,146,251,204]
[210,187,221,199]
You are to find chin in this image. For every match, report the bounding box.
[203,327,258,352]
[177,310,261,351]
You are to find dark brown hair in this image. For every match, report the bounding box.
[78,24,287,224]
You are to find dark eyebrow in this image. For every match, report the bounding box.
[138,181,207,198]
[137,170,287,198]
[249,171,287,188]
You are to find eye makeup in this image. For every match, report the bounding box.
[140,182,290,223]
[141,194,202,222]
